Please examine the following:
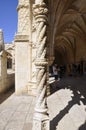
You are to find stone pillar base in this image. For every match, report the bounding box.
[15,86,28,95]
[32,113,49,130]
[28,81,37,96]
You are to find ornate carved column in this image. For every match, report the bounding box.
[32,0,49,130]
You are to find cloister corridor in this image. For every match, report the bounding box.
[0,75,86,130]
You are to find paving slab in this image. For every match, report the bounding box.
[0,93,35,130]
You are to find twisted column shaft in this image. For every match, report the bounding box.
[32,1,49,130]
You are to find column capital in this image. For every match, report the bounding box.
[33,3,48,23]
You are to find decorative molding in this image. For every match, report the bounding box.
[33,3,48,23]
[14,34,29,42]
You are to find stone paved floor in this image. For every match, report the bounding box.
[0,76,86,130]
[0,93,36,130]
[48,76,86,130]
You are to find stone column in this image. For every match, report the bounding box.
[0,51,7,93]
[27,0,33,94]
[32,0,49,130]
[14,0,30,95]
[0,29,4,52]
[0,51,7,77]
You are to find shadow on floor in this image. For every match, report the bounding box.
[49,81,61,95]
[50,76,86,130]
[78,121,86,130]
[0,86,15,104]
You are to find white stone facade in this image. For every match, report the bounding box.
[15,0,37,95]
[0,50,15,93]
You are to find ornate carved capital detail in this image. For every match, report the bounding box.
[17,4,29,11]
[33,3,48,23]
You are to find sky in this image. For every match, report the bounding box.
[0,0,18,43]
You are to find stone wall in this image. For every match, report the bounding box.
[17,0,30,34]
[0,50,15,93]
[0,73,15,93]
[15,39,29,95]
[15,0,32,95]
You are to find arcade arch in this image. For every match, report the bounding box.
[14,0,86,129]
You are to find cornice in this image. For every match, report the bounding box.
[14,34,29,42]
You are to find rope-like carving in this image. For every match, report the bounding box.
[33,3,48,112]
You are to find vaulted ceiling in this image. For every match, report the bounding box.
[49,0,86,64]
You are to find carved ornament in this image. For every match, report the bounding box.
[14,34,29,42]
[33,3,48,22]
[17,4,29,11]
